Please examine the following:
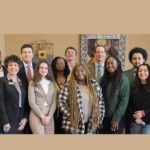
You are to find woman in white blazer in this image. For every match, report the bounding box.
[28,60,57,134]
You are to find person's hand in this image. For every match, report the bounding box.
[111,120,119,132]
[44,116,51,126]
[41,116,47,125]
[18,118,27,131]
[3,123,11,133]
[135,118,143,124]
[133,111,142,119]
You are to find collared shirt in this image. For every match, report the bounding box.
[23,61,34,78]
[0,66,4,77]
[95,62,104,78]
[7,74,22,108]
[133,68,137,77]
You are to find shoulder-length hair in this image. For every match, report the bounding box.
[32,60,55,86]
[4,55,22,69]
[51,56,70,81]
[100,55,123,98]
[131,63,150,96]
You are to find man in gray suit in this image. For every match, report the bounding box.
[124,47,148,85]
[87,45,106,83]
[124,47,148,134]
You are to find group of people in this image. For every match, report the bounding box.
[0,44,149,134]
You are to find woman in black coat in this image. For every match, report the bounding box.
[0,55,29,134]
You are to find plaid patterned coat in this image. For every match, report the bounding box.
[59,79,105,134]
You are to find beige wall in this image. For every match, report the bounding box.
[5,34,80,62]
[1,34,150,69]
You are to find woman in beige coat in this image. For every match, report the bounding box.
[28,60,56,134]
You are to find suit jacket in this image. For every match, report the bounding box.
[28,81,57,118]
[0,77,29,126]
[2,66,7,76]
[86,63,96,79]
[17,62,36,88]
[124,68,135,85]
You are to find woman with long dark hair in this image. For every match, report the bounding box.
[51,56,70,134]
[100,55,130,134]
[28,60,56,134]
[128,64,150,134]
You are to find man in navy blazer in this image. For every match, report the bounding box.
[17,44,36,133]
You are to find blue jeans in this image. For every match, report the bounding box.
[130,121,150,134]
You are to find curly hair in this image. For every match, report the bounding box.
[4,55,22,69]
[100,55,122,98]
[32,59,55,86]
[129,47,148,63]
[51,56,70,81]
[131,64,150,96]
[68,64,100,133]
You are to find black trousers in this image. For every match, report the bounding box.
[0,109,28,134]
[54,109,65,134]
[102,117,125,134]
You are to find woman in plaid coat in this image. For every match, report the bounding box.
[59,64,105,134]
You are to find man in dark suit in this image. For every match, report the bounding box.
[17,44,36,134]
[18,44,36,87]
[86,45,106,83]
[124,47,148,134]
[0,51,7,77]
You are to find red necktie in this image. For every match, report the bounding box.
[27,65,32,82]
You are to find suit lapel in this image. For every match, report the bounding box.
[90,63,96,79]
[35,83,46,97]
[93,63,96,78]
[129,68,135,82]
[7,79,19,95]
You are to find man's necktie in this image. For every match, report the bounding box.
[27,65,32,82]
[96,65,101,83]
